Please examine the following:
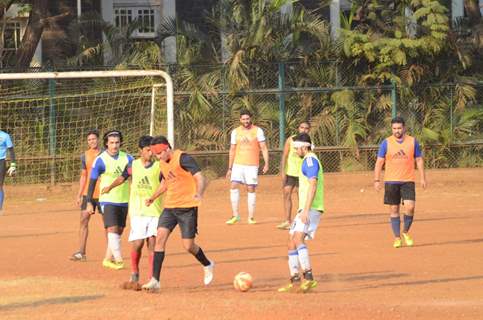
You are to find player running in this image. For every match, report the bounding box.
[71,130,104,261]
[278,133,323,293]
[226,109,269,225]
[142,136,214,292]
[374,116,427,248]
[0,129,16,215]
[277,121,311,230]
[102,136,164,289]
[86,130,133,269]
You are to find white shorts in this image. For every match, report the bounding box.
[289,209,322,240]
[230,164,259,185]
[128,215,159,242]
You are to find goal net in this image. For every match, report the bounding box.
[0,70,174,185]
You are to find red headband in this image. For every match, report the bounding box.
[151,143,169,154]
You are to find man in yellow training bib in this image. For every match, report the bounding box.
[226,109,269,225]
[86,130,133,270]
[278,121,311,230]
[374,117,427,248]
[101,136,164,289]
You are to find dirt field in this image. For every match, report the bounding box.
[0,168,482,320]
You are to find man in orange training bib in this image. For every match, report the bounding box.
[225,109,269,225]
[70,130,103,261]
[374,116,427,248]
[142,136,214,292]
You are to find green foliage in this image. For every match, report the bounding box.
[341,0,449,86]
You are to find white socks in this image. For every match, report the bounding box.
[107,232,122,262]
[247,192,256,219]
[288,250,300,276]
[230,189,240,217]
[230,189,256,219]
[297,244,311,271]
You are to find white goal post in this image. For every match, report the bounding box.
[0,70,175,146]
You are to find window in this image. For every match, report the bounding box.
[114,7,157,36]
[114,9,133,28]
[138,9,155,33]
[2,22,22,50]
[0,21,25,67]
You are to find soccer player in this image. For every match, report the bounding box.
[86,130,133,269]
[374,116,427,248]
[0,129,16,215]
[225,109,269,225]
[277,121,311,230]
[142,136,214,292]
[71,130,103,261]
[102,136,164,289]
[278,133,323,293]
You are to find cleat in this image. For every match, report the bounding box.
[110,261,124,270]
[393,237,402,248]
[226,216,241,225]
[102,259,124,270]
[203,261,215,285]
[102,258,113,268]
[277,283,296,293]
[70,252,86,261]
[142,278,160,293]
[247,218,257,225]
[300,279,317,293]
[402,233,414,246]
[276,221,290,230]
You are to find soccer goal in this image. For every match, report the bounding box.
[0,70,174,185]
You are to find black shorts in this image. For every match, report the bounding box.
[81,196,102,213]
[384,182,416,205]
[102,205,128,228]
[284,175,299,187]
[0,159,5,186]
[158,207,198,239]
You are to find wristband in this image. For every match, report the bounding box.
[10,162,16,167]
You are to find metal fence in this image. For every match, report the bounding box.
[0,62,482,184]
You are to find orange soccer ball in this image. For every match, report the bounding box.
[233,272,253,292]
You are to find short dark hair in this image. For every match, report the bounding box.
[240,109,252,118]
[151,135,172,149]
[391,116,405,126]
[294,133,312,145]
[86,129,99,138]
[138,135,153,149]
[103,130,123,147]
[299,121,311,128]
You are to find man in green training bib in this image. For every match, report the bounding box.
[102,136,164,289]
[278,133,324,294]
[86,130,133,270]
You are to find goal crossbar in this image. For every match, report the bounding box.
[0,70,175,146]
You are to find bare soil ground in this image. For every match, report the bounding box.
[0,168,482,319]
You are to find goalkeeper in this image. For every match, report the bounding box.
[0,130,16,215]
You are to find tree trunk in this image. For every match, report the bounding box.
[15,0,48,69]
[464,0,481,25]
[0,0,14,20]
